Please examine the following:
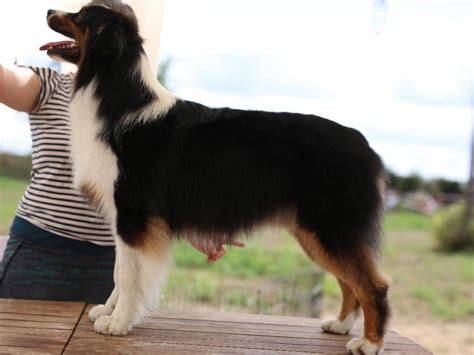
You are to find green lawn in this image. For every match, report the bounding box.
[0,176,28,235]
[1,176,473,323]
[166,211,474,322]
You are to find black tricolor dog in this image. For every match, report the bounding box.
[42,1,390,353]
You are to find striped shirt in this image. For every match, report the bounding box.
[15,66,114,246]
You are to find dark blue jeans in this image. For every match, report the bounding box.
[0,236,115,304]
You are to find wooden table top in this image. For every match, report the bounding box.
[0,299,431,354]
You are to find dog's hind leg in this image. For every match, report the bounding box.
[93,218,172,336]
[320,278,360,334]
[293,228,390,355]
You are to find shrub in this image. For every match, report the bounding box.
[433,204,474,251]
[0,153,31,180]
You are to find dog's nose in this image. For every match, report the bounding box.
[47,9,55,17]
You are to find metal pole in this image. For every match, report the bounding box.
[467,92,474,207]
[464,79,474,242]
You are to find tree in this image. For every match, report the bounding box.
[386,169,402,190]
[400,173,423,193]
[430,178,462,195]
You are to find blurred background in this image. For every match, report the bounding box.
[0,0,473,353]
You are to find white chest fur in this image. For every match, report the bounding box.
[69,81,118,227]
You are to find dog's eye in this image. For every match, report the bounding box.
[74,13,85,24]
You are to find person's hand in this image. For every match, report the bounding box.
[188,238,245,263]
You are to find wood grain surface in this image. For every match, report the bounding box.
[0,299,431,354]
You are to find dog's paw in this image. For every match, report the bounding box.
[346,337,382,355]
[89,304,114,322]
[320,314,354,334]
[93,315,131,336]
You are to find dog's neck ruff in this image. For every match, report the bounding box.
[69,80,118,227]
[68,52,176,227]
[122,54,177,127]
[74,52,176,130]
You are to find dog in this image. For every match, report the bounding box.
[42,1,390,353]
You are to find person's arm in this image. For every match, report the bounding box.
[0,64,40,112]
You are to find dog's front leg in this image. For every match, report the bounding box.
[89,257,120,321]
[93,237,172,336]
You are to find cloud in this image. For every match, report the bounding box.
[0,0,470,182]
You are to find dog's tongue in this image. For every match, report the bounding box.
[39,41,76,51]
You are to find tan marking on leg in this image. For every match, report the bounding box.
[135,217,172,258]
[293,227,390,347]
[350,253,390,345]
[292,227,350,277]
[337,278,360,321]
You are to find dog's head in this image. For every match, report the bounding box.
[41,0,140,64]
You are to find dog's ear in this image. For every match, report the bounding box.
[92,25,125,58]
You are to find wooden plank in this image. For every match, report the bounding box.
[0,300,430,354]
[0,346,60,354]
[71,328,426,352]
[66,334,428,354]
[66,342,308,354]
[0,299,82,309]
[76,316,416,346]
[82,305,409,339]
[84,305,324,327]
[0,299,85,354]
[0,319,74,330]
[63,308,431,354]
[0,326,71,338]
[0,334,66,349]
[129,308,405,339]
[0,306,82,318]
[0,298,74,306]
[0,312,79,323]
[142,318,412,344]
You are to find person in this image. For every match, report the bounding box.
[0,7,243,301]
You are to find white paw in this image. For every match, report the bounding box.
[346,337,382,355]
[321,313,355,334]
[93,315,131,336]
[89,304,114,322]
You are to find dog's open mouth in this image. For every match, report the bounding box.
[39,40,80,62]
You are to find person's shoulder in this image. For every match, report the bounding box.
[16,64,74,84]
[18,65,57,77]
[21,66,72,113]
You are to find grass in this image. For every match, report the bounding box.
[0,175,473,322]
[0,176,28,235]
[383,209,433,231]
[164,229,322,315]
[382,230,474,321]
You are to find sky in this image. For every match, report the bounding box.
[0,0,472,182]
